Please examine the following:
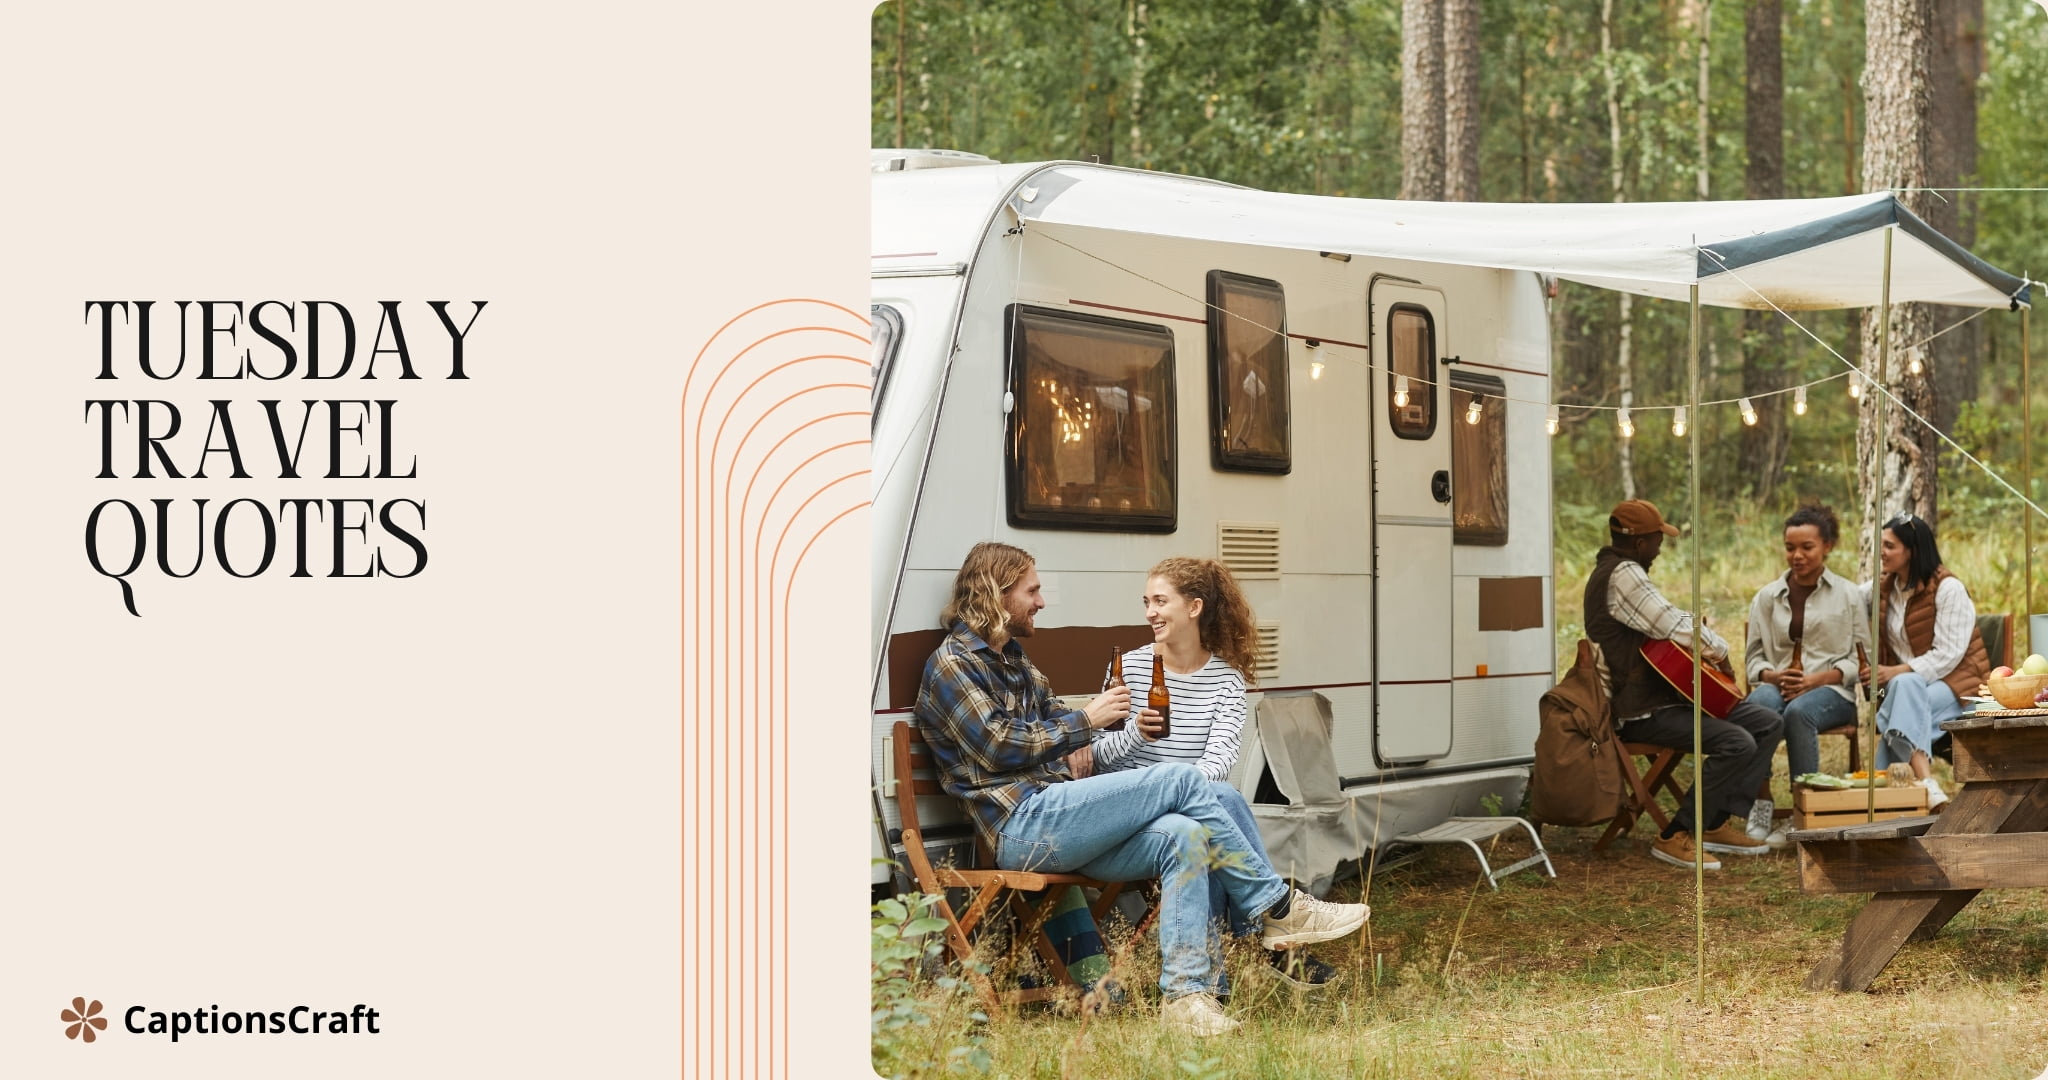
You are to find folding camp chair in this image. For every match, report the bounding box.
[887,720,1154,1007]
[1593,742,1688,851]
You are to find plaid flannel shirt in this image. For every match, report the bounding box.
[913,622,1090,856]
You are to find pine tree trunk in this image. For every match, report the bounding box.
[1739,0,1789,503]
[1857,0,1939,543]
[1928,0,1984,437]
[1443,0,1481,201]
[1401,0,1446,200]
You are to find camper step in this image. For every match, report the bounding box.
[1392,816,1556,891]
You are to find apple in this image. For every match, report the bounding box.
[1994,665,2016,679]
[2024,653,2048,676]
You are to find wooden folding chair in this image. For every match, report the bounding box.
[1594,742,1688,851]
[889,720,1154,1007]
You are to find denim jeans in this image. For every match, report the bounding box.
[995,763,1289,999]
[1746,683,1857,780]
[1873,672,1964,766]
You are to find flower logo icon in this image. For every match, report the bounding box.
[62,997,107,1043]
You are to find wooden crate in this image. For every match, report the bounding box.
[1793,807,1929,830]
[1791,784,1928,830]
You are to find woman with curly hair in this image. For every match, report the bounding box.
[1091,556,1262,778]
[1079,557,1338,987]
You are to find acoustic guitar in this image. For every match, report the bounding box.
[1640,638,1742,719]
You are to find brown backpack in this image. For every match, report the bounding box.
[1530,639,1626,827]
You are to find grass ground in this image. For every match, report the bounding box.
[887,751,2048,1079]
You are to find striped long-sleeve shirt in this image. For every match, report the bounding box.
[912,622,1090,855]
[1091,644,1247,782]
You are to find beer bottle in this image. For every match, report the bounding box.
[1103,647,1127,731]
[1149,651,1172,739]
[1855,642,1886,704]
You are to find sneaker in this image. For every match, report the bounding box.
[1700,820,1770,855]
[1745,798,1776,839]
[1268,948,1338,989]
[1160,991,1238,1037]
[1260,888,1370,950]
[1650,831,1722,871]
[1760,824,1793,851]
[1921,776,1949,811]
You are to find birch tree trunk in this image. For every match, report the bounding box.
[1401,0,1446,201]
[1858,0,1940,542]
[1739,0,1790,502]
[1443,0,1481,201]
[1126,0,1147,167]
[1602,0,1634,499]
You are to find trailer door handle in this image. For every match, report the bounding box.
[1431,470,1451,503]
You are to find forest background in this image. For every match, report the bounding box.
[871,0,2048,662]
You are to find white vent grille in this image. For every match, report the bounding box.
[1254,621,1282,684]
[1218,520,1281,580]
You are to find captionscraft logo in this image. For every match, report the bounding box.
[62,997,108,1043]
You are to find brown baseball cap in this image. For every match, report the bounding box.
[1610,499,1681,537]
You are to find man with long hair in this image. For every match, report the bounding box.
[914,541,1368,1037]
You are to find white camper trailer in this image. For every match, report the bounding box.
[867,153,2033,891]
[870,156,1557,890]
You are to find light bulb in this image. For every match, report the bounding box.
[1393,374,1409,407]
[1310,360,1325,380]
[1739,397,1758,426]
[1617,407,1634,439]
[1909,356,1923,376]
[1465,396,1483,425]
[1671,406,1687,438]
[1545,404,1560,436]
[1793,386,1808,415]
[1848,375,1862,399]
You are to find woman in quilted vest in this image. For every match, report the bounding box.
[1861,514,1989,810]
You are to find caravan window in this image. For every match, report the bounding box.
[1206,272,1290,473]
[871,304,904,425]
[1449,370,1509,545]
[1005,305,1177,532]
[1387,305,1437,439]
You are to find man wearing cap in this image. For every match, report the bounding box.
[1585,500,1783,869]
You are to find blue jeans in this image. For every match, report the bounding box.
[1746,684,1858,780]
[995,763,1289,999]
[1874,672,1964,766]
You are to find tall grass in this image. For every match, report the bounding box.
[913,828,2048,1079]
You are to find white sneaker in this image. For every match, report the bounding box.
[1760,824,1792,851]
[1160,991,1238,1037]
[1261,888,1369,950]
[1745,799,1775,839]
[1922,776,1949,811]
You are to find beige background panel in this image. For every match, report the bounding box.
[2,0,870,1075]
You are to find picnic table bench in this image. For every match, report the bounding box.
[1792,708,2048,992]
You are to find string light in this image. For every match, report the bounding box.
[1671,405,1687,437]
[1739,397,1758,426]
[1617,407,1634,438]
[1909,356,1923,376]
[1310,360,1325,380]
[1848,373,1862,399]
[1393,374,1409,407]
[1793,386,1808,415]
[1545,403,1560,436]
[1465,395,1483,425]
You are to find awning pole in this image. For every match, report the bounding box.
[1868,227,1893,821]
[1688,281,1705,999]
[2027,301,2035,656]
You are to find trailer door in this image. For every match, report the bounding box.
[1369,280,1454,764]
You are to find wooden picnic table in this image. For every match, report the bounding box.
[1792,708,2048,992]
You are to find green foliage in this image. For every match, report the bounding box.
[872,891,992,1078]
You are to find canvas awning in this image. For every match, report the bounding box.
[1008,165,2031,311]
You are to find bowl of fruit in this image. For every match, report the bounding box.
[1986,655,2048,709]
